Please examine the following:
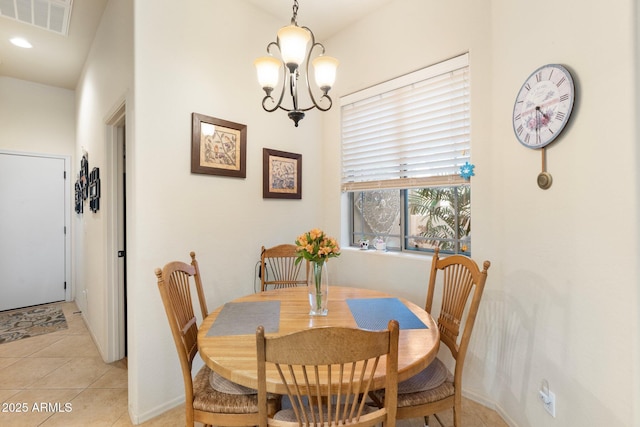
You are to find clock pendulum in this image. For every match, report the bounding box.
[538,147,552,190]
[535,105,552,189]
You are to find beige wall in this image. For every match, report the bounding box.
[487,1,637,425]
[127,0,330,421]
[72,0,133,363]
[0,76,75,155]
[325,0,639,426]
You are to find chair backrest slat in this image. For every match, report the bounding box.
[261,244,308,291]
[158,253,208,368]
[257,322,399,427]
[426,248,490,373]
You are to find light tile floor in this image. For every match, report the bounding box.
[0,301,509,426]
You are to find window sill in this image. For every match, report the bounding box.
[341,246,434,261]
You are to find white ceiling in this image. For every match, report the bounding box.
[245,0,394,40]
[0,0,393,90]
[0,0,109,89]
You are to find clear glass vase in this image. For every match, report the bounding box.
[308,261,329,316]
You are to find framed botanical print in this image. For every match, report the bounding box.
[263,148,302,199]
[191,113,247,178]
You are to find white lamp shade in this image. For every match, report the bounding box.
[277,25,310,68]
[312,55,339,90]
[254,56,281,90]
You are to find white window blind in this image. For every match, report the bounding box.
[341,54,470,192]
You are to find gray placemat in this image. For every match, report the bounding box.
[206,301,280,336]
[347,298,427,331]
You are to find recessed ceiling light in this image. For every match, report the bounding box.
[10,37,33,48]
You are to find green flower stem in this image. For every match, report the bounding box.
[312,261,324,311]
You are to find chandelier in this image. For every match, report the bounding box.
[254,0,339,127]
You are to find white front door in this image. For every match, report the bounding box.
[0,152,66,311]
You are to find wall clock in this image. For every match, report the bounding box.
[512,64,575,189]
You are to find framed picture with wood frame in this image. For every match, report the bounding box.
[191,113,247,178]
[263,148,302,199]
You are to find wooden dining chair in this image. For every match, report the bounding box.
[260,244,308,292]
[369,248,490,427]
[155,251,278,427]
[257,321,399,427]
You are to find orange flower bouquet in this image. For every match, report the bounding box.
[295,229,340,315]
[295,228,341,265]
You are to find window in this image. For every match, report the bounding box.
[342,54,471,255]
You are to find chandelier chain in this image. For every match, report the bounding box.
[291,0,299,25]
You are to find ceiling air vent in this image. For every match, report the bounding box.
[0,0,73,36]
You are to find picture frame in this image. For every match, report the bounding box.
[263,148,302,199]
[191,113,247,178]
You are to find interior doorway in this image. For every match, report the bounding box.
[106,104,127,362]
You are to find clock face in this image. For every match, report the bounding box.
[512,64,575,149]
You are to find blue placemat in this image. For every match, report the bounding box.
[347,298,427,331]
[207,301,280,336]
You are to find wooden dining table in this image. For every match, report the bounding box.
[197,286,440,394]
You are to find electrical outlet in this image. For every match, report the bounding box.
[539,389,556,417]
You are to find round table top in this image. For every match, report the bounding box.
[197,286,440,394]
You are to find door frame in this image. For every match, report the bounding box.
[105,103,127,362]
[0,149,72,305]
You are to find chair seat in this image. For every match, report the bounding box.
[370,358,454,408]
[398,357,450,394]
[209,369,257,395]
[274,403,378,422]
[194,365,261,414]
[396,379,455,408]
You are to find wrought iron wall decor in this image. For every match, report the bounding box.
[89,167,100,213]
[74,179,83,214]
[75,153,101,214]
[80,154,89,200]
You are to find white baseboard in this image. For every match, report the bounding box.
[463,389,519,427]
[128,396,184,425]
